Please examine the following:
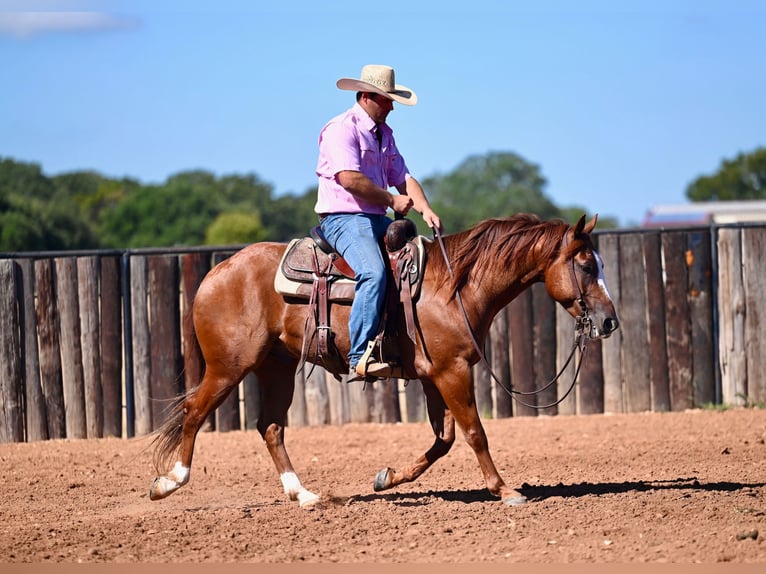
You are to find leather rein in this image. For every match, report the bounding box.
[432,226,592,410]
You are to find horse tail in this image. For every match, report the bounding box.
[149,387,197,474]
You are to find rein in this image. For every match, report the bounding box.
[432,226,591,410]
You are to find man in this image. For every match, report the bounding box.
[315,64,442,381]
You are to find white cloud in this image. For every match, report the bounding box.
[0,11,138,38]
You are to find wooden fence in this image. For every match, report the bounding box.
[1,223,765,443]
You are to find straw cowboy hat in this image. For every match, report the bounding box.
[336,64,418,106]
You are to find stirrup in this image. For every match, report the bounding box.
[356,361,405,380]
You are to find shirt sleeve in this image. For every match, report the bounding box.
[317,120,362,178]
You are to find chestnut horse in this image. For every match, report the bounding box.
[149,213,618,506]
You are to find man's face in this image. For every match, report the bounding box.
[364,92,394,123]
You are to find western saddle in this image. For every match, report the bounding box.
[274,218,427,381]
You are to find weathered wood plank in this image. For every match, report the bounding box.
[325,370,346,425]
[662,232,694,410]
[742,227,766,403]
[597,233,623,414]
[130,256,153,435]
[180,252,208,394]
[473,352,493,419]
[687,230,715,406]
[242,373,261,430]
[491,306,512,418]
[305,367,330,425]
[578,338,604,415]
[0,260,24,442]
[289,368,308,427]
[34,259,66,439]
[18,258,47,441]
[77,256,104,438]
[100,256,123,437]
[508,289,536,416]
[716,228,746,406]
[618,234,651,413]
[148,255,183,431]
[532,283,558,415]
[555,303,578,415]
[372,379,400,423]
[55,257,87,438]
[403,379,425,423]
[643,233,670,411]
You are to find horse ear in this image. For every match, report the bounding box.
[583,213,598,235]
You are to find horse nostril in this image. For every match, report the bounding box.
[604,317,619,333]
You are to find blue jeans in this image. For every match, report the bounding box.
[320,213,392,368]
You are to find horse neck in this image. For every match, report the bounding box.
[433,228,555,340]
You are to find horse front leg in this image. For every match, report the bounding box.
[441,376,527,506]
[373,380,456,491]
[257,364,320,508]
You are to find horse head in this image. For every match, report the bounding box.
[544,214,619,340]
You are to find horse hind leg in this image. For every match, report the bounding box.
[374,381,456,492]
[149,367,239,501]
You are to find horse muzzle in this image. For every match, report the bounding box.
[591,315,619,339]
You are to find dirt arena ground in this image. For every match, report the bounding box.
[1,408,765,563]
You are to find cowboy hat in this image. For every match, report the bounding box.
[336,64,418,106]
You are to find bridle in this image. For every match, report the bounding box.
[433,225,594,410]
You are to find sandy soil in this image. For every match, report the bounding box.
[1,408,765,563]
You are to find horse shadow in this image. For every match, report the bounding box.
[347,477,766,505]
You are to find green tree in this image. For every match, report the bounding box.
[264,187,320,241]
[421,151,561,234]
[686,147,766,202]
[205,211,267,245]
[0,159,97,251]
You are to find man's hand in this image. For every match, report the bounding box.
[421,207,442,232]
[391,194,414,216]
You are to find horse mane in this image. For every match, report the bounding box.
[428,213,569,298]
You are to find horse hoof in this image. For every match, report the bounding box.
[298,491,321,508]
[373,467,393,492]
[149,476,179,501]
[502,495,528,506]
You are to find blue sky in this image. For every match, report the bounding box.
[1,0,764,227]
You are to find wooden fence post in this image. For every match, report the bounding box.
[100,256,123,437]
[716,228,747,406]
[643,233,670,412]
[742,227,766,403]
[55,257,87,438]
[662,232,694,410]
[372,379,400,423]
[305,366,330,425]
[77,256,104,438]
[18,259,47,441]
[598,233,623,414]
[555,303,578,415]
[618,234,651,413]
[130,255,152,435]
[508,289,536,416]
[0,260,24,442]
[180,252,209,395]
[148,255,183,430]
[532,283,558,415]
[491,306,512,418]
[34,259,66,439]
[687,230,716,406]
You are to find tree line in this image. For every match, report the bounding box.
[2,146,764,252]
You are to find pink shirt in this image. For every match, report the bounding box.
[315,102,410,215]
